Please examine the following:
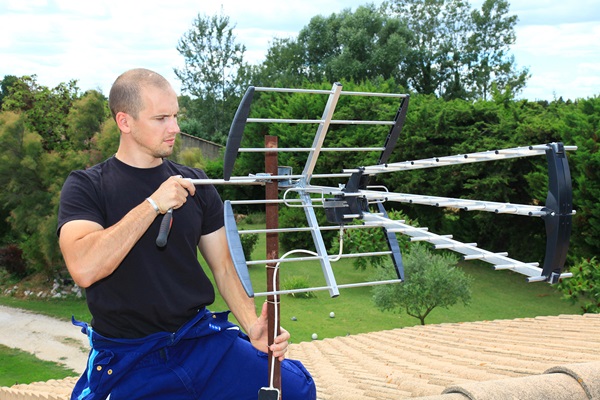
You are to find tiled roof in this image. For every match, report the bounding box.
[290,313,600,399]
[2,314,600,399]
[1,378,79,400]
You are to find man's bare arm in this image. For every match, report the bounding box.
[59,201,158,288]
[199,227,289,359]
[59,176,196,288]
[199,227,258,331]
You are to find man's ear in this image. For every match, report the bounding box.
[115,111,131,133]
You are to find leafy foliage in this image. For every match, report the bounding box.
[0,244,27,278]
[278,206,336,254]
[255,0,527,101]
[256,4,410,88]
[373,243,473,325]
[65,90,109,151]
[559,97,600,259]
[331,209,414,270]
[0,3,598,294]
[0,88,105,277]
[174,10,251,144]
[0,75,19,108]
[1,75,80,151]
[559,257,600,313]
[240,233,259,261]
[176,147,206,170]
[281,276,316,299]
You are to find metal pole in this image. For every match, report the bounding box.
[265,135,281,397]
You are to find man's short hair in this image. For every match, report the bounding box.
[108,68,171,121]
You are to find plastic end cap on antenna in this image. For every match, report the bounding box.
[540,142,572,280]
[223,86,255,181]
[224,200,254,297]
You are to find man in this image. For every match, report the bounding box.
[57,68,316,399]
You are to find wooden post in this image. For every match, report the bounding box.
[265,135,281,397]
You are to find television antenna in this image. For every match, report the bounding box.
[158,83,575,399]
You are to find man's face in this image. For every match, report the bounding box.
[128,85,180,159]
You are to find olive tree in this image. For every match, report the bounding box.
[373,243,473,325]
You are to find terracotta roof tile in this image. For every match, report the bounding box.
[289,313,600,399]
[3,313,600,399]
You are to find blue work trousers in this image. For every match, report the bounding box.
[71,309,316,400]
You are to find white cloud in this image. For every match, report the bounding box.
[0,0,598,101]
[513,21,600,100]
[510,0,600,25]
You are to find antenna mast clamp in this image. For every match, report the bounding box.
[324,168,369,224]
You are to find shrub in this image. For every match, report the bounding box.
[279,206,336,253]
[281,275,315,298]
[558,256,600,314]
[0,244,28,278]
[331,208,414,270]
[243,212,266,225]
[239,233,259,261]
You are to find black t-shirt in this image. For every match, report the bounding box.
[57,157,224,338]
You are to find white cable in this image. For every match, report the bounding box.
[329,227,344,262]
[266,227,345,387]
[268,249,315,389]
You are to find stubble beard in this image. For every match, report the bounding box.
[154,145,174,160]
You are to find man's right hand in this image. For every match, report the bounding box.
[149,176,196,213]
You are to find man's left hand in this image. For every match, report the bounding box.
[247,302,290,361]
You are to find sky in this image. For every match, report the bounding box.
[1,0,599,102]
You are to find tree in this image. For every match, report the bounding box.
[322,5,411,84]
[373,243,472,325]
[466,0,529,99]
[558,96,600,260]
[258,5,411,87]
[387,0,472,96]
[257,0,526,100]
[0,75,19,108]
[1,75,80,151]
[65,90,109,151]
[254,37,307,87]
[0,111,89,275]
[174,9,251,144]
[0,88,111,277]
[383,0,527,100]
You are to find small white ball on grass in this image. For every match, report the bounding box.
[329,311,335,318]
[311,333,318,340]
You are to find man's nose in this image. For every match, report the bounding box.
[169,118,180,133]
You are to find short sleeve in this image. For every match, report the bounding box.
[57,169,106,236]
[200,183,224,235]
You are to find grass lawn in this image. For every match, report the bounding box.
[0,222,582,386]
[207,258,581,343]
[204,223,582,343]
[0,344,78,387]
[0,296,91,322]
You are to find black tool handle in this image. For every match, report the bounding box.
[156,208,173,247]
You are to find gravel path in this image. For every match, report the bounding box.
[0,305,89,374]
